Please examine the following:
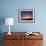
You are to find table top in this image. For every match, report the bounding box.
[4,32,43,35]
[4,32,43,40]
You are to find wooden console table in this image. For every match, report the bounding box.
[4,32,43,46]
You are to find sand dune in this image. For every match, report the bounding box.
[21,16,33,19]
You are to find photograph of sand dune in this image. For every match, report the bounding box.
[18,9,35,23]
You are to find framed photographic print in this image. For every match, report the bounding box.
[18,9,35,23]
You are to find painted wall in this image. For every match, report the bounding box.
[0,0,46,32]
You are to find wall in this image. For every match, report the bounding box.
[0,0,46,32]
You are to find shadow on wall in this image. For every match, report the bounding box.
[0,16,5,46]
[0,15,5,32]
